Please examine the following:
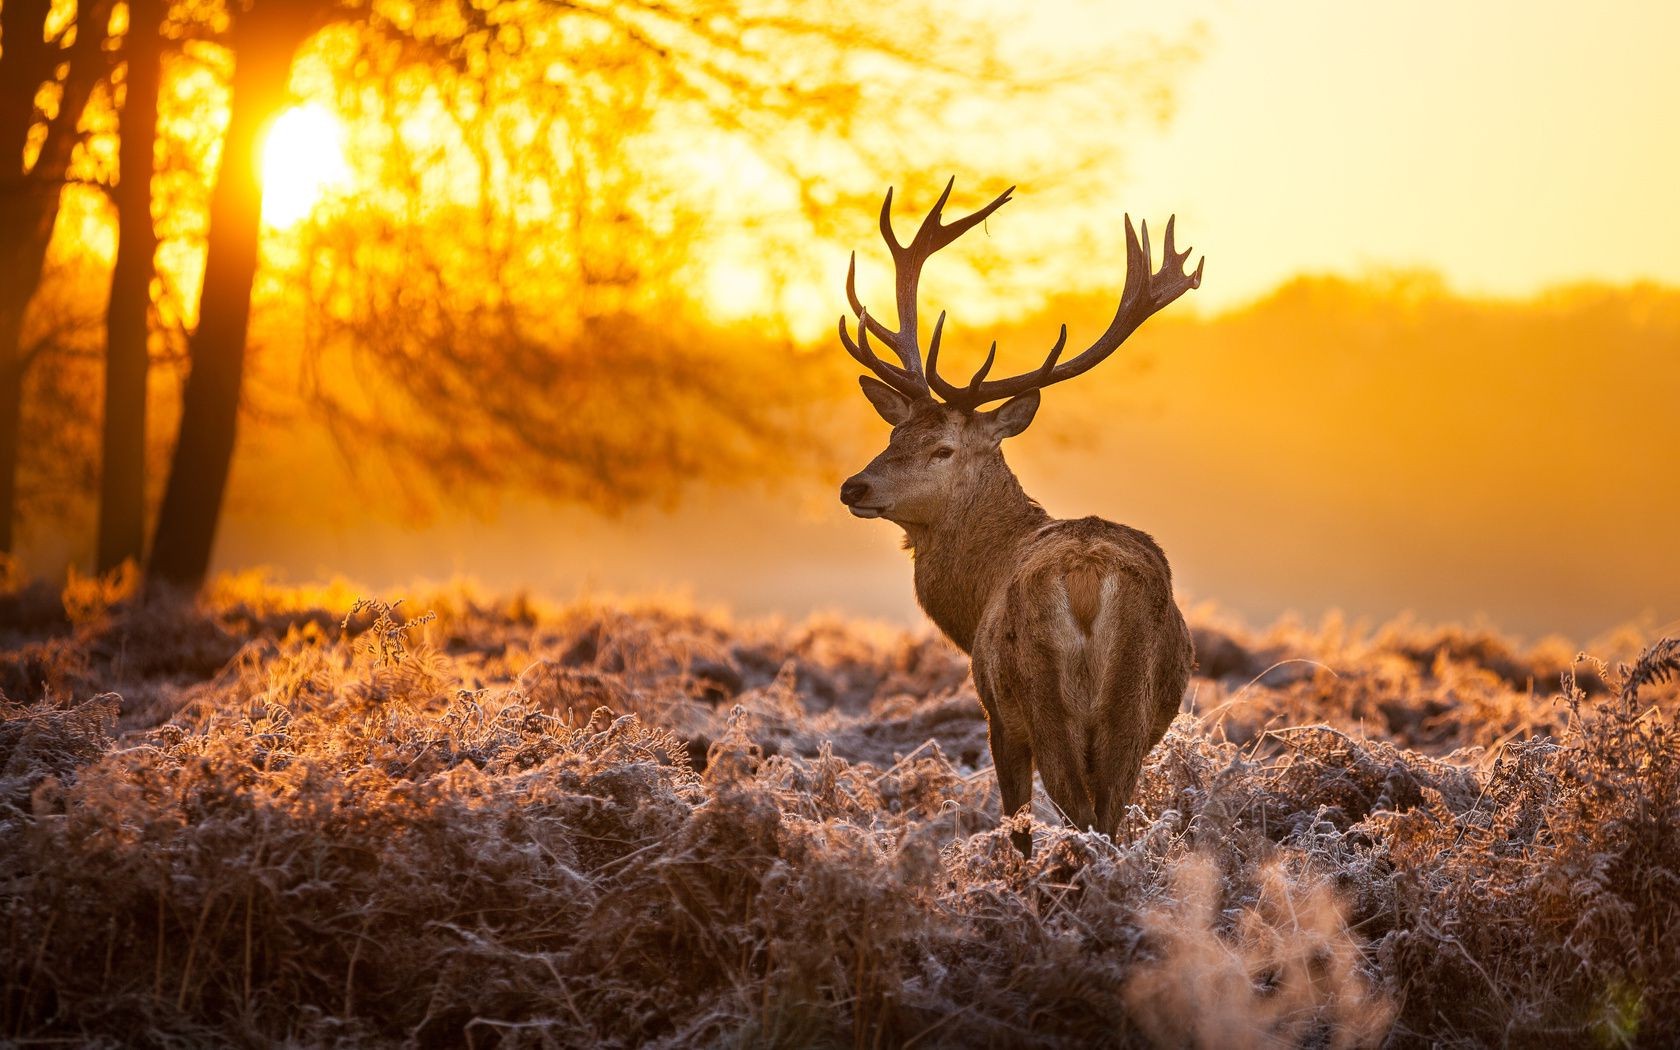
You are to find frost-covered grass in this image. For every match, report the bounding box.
[1,570,1676,1048]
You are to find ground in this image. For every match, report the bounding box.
[1,570,1676,1048]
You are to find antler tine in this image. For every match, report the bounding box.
[936,209,1203,410]
[924,311,949,389]
[931,321,1068,410]
[1116,214,1150,314]
[1160,215,1205,300]
[926,311,987,404]
[847,251,922,378]
[922,177,957,239]
[856,311,922,387]
[925,180,1013,256]
[878,187,904,255]
[1038,324,1069,375]
[966,341,998,397]
[839,309,926,400]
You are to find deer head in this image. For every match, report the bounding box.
[838,179,1204,527]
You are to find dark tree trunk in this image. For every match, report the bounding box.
[0,2,53,170]
[147,4,316,589]
[0,0,58,556]
[97,0,165,573]
[0,358,21,553]
[0,0,113,552]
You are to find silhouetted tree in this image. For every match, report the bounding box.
[0,0,114,552]
[97,0,164,572]
[147,0,326,587]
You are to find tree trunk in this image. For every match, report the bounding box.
[0,0,113,552]
[146,5,316,589]
[0,0,58,555]
[97,0,165,573]
[0,2,53,169]
[0,358,21,554]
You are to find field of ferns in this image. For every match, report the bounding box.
[1,567,1677,1048]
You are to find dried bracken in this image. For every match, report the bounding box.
[0,574,1674,1047]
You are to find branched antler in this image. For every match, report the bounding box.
[838,177,1013,400]
[839,179,1204,410]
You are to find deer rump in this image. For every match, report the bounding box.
[971,517,1192,836]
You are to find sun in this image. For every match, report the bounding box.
[260,104,350,228]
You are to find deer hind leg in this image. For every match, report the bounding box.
[1037,608,1103,834]
[1020,656,1096,832]
[1089,730,1147,841]
[1089,678,1161,839]
[1035,723,1097,833]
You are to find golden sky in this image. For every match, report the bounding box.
[241,0,1680,333]
[1066,0,1680,310]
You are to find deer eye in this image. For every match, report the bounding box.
[931,447,955,461]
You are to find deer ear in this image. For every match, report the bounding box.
[858,376,915,425]
[982,390,1040,440]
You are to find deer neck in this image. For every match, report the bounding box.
[904,458,1047,653]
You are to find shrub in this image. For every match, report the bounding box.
[0,578,1673,1047]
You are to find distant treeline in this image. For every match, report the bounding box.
[988,274,1680,637]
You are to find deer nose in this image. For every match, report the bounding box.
[840,478,871,506]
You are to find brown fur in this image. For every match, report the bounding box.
[843,398,1194,855]
[1063,563,1105,636]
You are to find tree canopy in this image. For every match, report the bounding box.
[0,0,1195,583]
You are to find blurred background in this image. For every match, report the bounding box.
[4,0,1676,640]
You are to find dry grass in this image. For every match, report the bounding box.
[1,567,1675,1048]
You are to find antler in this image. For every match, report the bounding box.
[839,179,1204,411]
[837,177,1014,401]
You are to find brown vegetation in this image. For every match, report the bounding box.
[1,570,1675,1046]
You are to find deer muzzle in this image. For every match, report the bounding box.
[840,476,885,518]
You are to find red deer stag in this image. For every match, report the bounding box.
[837,179,1202,856]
